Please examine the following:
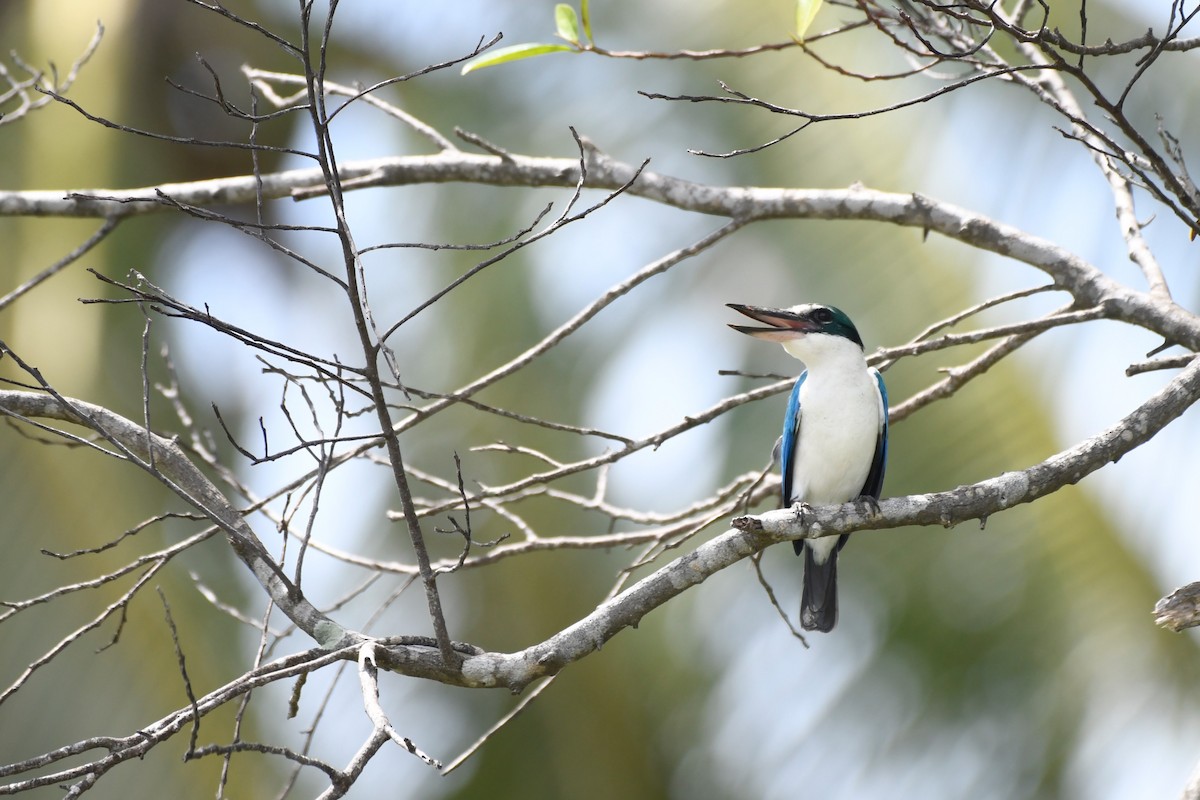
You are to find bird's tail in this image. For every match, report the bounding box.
[801,546,838,632]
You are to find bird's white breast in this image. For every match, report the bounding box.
[789,358,881,507]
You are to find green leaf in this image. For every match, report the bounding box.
[581,0,593,43]
[460,42,577,75]
[555,4,580,45]
[794,0,823,41]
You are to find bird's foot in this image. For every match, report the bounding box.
[854,495,882,517]
[790,501,814,524]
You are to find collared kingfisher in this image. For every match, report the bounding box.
[727,303,888,632]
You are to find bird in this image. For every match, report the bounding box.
[727,302,888,632]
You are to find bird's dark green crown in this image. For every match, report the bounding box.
[798,304,864,348]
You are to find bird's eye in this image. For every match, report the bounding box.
[813,308,834,324]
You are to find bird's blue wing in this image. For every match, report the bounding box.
[860,368,889,499]
[780,371,806,507]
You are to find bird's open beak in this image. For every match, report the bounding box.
[726,303,816,342]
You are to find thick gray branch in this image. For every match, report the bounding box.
[3,146,1197,349]
[1155,582,1200,632]
[379,355,1200,692]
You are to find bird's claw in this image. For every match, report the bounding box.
[790,501,813,524]
[854,495,882,517]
